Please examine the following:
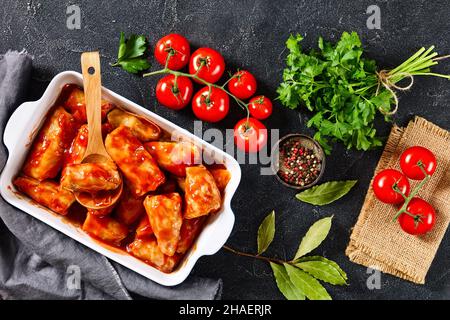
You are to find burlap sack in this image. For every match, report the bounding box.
[346,117,450,284]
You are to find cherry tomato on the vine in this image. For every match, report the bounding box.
[156,75,193,110]
[248,95,272,120]
[234,118,268,153]
[400,146,437,180]
[189,48,225,84]
[192,86,229,122]
[154,34,190,70]
[372,169,410,204]
[228,70,257,100]
[398,197,436,235]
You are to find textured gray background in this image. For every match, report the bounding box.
[1,0,449,299]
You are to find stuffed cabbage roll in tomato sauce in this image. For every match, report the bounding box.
[13,176,75,215]
[135,215,154,239]
[105,126,165,197]
[23,107,77,181]
[127,237,180,273]
[107,109,160,142]
[114,186,145,226]
[62,123,117,168]
[82,213,128,246]
[63,124,88,167]
[184,166,221,219]
[64,85,114,123]
[209,167,231,193]
[60,161,121,193]
[144,193,182,257]
[176,217,206,254]
[144,141,201,176]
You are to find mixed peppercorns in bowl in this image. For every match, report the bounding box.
[271,134,325,190]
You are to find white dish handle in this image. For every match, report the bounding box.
[203,208,235,256]
[4,101,37,152]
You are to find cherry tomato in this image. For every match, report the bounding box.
[234,118,268,153]
[154,34,190,70]
[398,197,436,235]
[192,86,229,122]
[228,70,257,100]
[189,48,225,84]
[372,169,410,204]
[156,75,193,110]
[248,95,273,120]
[400,146,437,180]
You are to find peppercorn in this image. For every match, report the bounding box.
[278,139,322,187]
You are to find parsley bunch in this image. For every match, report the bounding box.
[277,32,450,154]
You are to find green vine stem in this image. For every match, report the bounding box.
[392,162,430,221]
[222,245,294,265]
[142,54,250,117]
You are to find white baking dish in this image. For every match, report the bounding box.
[0,71,241,286]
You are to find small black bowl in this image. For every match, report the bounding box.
[271,134,326,190]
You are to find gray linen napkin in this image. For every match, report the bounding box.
[0,50,222,300]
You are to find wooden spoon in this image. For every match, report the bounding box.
[75,52,123,209]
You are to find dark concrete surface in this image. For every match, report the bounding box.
[1,0,449,299]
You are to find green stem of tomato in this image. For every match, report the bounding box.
[172,73,179,91]
[392,183,408,200]
[392,162,430,221]
[402,210,420,219]
[220,73,237,89]
[164,50,174,70]
[206,85,212,104]
[143,67,248,113]
[142,69,168,77]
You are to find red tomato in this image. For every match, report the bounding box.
[400,146,437,180]
[192,86,229,122]
[234,118,268,153]
[372,169,410,204]
[228,70,257,100]
[189,48,225,84]
[156,75,193,110]
[154,34,190,70]
[248,95,273,120]
[398,197,436,235]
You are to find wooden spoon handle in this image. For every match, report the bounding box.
[81,52,108,157]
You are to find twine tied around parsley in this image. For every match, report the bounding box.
[375,52,450,116]
[375,70,414,115]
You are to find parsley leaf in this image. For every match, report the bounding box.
[111,32,151,74]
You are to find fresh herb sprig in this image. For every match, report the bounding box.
[277,32,450,154]
[223,214,347,300]
[111,32,151,73]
